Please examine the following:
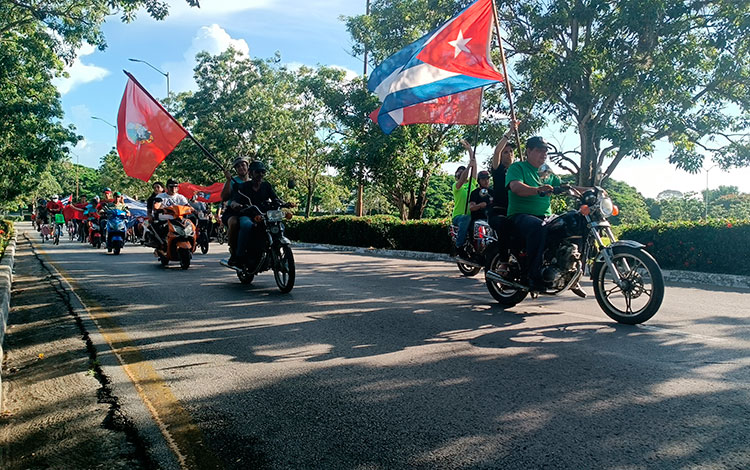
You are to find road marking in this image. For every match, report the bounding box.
[30,234,222,470]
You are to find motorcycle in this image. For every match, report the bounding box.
[220,201,296,293]
[105,209,128,255]
[88,218,102,249]
[144,205,197,269]
[195,218,211,254]
[484,185,664,325]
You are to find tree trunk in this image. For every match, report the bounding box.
[577,121,600,187]
[304,180,313,218]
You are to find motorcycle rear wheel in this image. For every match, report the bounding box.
[178,248,191,270]
[273,245,295,293]
[457,262,481,277]
[592,246,664,325]
[113,247,121,255]
[200,241,209,254]
[485,253,528,307]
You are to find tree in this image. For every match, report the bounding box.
[496,0,750,186]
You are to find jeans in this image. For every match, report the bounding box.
[235,216,254,258]
[452,214,471,248]
[510,214,546,282]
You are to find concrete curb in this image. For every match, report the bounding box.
[292,241,750,289]
[1,226,18,411]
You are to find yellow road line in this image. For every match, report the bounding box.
[29,234,222,470]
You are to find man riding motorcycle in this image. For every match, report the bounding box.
[505,136,597,292]
[227,160,287,267]
[221,156,252,260]
[151,179,190,241]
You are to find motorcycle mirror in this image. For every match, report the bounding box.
[538,163,553,180]
[287,178,296,189]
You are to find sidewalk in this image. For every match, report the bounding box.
[0,235,149,470]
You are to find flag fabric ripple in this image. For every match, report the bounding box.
[116,74,188,181]
[178,182,225,203]
[368,0,504,134]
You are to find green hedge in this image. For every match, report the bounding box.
[287,215,749,276]
[286,215,452,254]
[616,219,750,276]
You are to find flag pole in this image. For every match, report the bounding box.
[463,88,486,216]
[490,0,523,160]
[122,70,227,172]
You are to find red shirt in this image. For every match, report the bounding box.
[46,201,63,213]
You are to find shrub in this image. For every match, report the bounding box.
[286,215,453,253]
[616,219,750,276]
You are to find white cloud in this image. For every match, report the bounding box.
[164,24,250,93]
[187,24,250,58]
[53,43,109,95]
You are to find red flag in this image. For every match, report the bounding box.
[369,88,482,127]
[178,182,225,203]
[117,73,188,181]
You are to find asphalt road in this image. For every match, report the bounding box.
[26,224,750,470]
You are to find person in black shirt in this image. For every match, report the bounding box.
[469,171,494,222]
[146,182,165,220]
[490,122,519,216]
[229,160,283,265]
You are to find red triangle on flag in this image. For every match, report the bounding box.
[416,0,504,81]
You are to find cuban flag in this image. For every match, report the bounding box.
[61,194,72,206]
[122,195,148,218]
[368,0,504,134]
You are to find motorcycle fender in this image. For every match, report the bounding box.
[277,236,291,246]
[111,236,123,242]
[176,240,192,250]
[594,240,645,262]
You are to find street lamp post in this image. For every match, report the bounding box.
[128,58,170,98]
[91,116,116,131]
[705,165,717,220]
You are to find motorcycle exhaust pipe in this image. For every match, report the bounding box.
[486,270,528,291]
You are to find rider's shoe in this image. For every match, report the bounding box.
[456,246,469,260]
[227,256,242,268]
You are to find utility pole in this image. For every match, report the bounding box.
[357,0,371,217]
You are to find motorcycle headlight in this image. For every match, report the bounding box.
[267,210,284,222]
[183,224,195,237]
[599,197,614,217]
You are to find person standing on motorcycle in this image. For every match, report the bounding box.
[490,122,519,216]
[453,140,478,258]
[221,157,251,263]
[507,136,595,292]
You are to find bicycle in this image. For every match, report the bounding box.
[53,213,65,245]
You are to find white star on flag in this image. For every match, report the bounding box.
[448,30,472,58]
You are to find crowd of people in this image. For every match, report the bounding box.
[30,158,288,264]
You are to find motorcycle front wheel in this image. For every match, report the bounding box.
[273,245,296,293]
[200,240,209,254]
[485,252,528,307]
[592,246,664,325]
[178,248,191,270]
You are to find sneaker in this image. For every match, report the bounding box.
[456,246,469,259]
[227,256,240,267]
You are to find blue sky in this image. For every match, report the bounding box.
[55,0,749,198]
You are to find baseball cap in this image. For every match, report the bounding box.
[526,136,550,150]
[166,179,179,186]
[478,170,491,180]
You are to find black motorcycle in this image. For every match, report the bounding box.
[484,185,664,324]
[220,201,296,293]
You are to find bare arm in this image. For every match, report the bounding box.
[509,180,554,197]
[491,121,519,170]
[457,140,477,189]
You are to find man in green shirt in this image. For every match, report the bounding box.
[452,139,477,257]
[506,136,592,291]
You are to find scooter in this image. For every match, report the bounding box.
[105,209,128,255]
[146,205,197,269]
[88,218,102,249]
